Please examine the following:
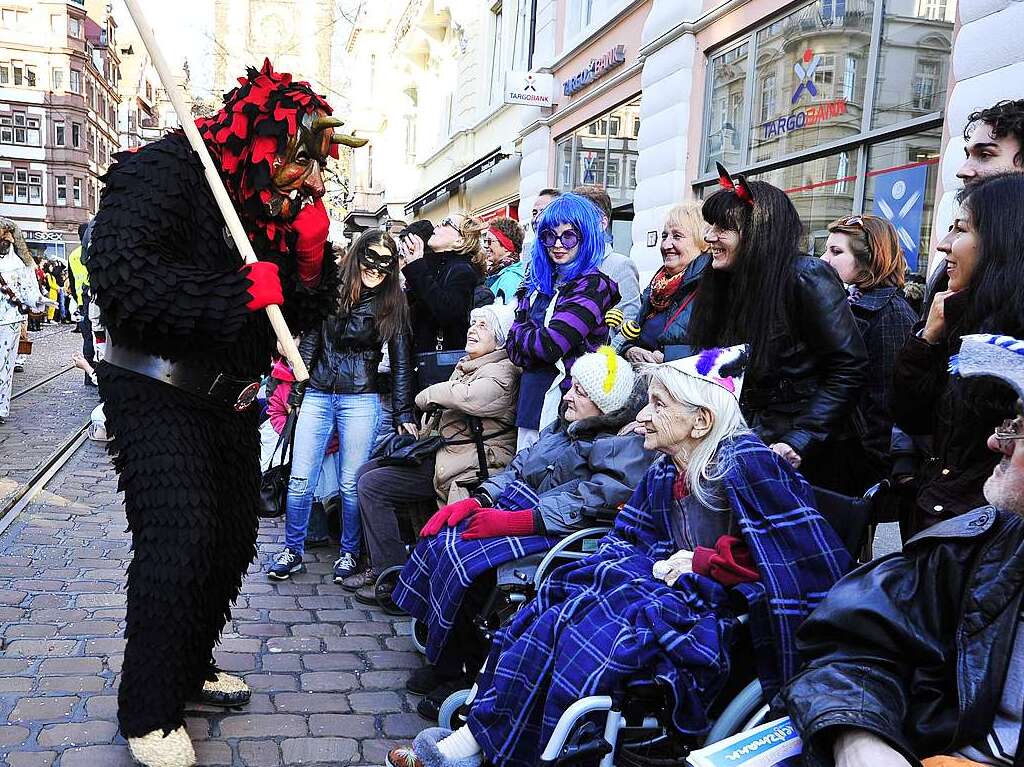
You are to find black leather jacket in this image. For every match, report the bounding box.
[783,506,1024,767]
[299,291,414,423]
[740,256,867,458]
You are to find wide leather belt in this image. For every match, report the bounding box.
[103,339,260,411]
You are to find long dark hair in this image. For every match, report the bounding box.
[959,173,1024,338]
[685,180,803,372]
[337,229,408,342]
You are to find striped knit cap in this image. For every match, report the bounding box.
[950,334,1024,401]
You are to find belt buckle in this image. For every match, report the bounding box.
[234,382,260,412]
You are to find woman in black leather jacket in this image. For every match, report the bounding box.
[268,230,415,584]
[686,172,867,489]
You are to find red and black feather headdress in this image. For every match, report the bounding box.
[195,59,334,254]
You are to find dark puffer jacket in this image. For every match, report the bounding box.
[299,289,414,423]
[892,291,1018,528]
[783,506,1024,767]
[622,253,709,361]
[475,382,655,534]
[403,249,480,354]
[740,256,867,464]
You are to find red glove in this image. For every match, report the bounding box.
[461,509,536,540]
[242,261,283,311]
[692,535,760,587]
[292,198,330,287]
[420,497,481,538]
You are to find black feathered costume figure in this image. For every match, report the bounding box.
[89,60,347,767]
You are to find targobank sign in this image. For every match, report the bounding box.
[761,48,847,140]
[563,45,626,97]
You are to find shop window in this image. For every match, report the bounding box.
[56,175,67,205]
[872,6,953,128]
[749,149,860,255]
[556,97,641,206]
[864,128,942,273]
[702,42,748,174]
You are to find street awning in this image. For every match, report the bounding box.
[404,148,510,216]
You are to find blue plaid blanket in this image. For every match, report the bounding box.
[393,479,560,663]
[465,434,852,767]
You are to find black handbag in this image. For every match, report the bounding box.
[415,333,465,389]
[258,408,298,519]
[372,412,445,467]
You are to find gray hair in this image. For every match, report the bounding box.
[642,364,749,509]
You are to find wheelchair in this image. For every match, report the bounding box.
[431,481,887,767]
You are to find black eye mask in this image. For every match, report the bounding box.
[359,243,397,273]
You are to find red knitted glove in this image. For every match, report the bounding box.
[461,509,536,540]
[419,497,481,538]
[292,198,330,288]
[692,535,760,586]
[242,261,283,311]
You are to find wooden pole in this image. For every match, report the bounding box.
[121,0,309,381]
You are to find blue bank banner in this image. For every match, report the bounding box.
[871,163,929,271]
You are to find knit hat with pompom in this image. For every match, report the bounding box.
[569,346,636,414]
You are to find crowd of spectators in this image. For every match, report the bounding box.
[74,96,1020,767]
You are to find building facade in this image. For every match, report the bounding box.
[0,0,120,261]
[344,0,531,237]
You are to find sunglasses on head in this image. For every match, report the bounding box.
[841,216,865,228]
[440,216,462,233]
[539,227,581,250]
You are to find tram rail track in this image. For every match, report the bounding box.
[0,419,91,537]
[11,364,77,400]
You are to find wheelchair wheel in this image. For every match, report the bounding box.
[411,618,428,655]
[704,679,764,744]
[374,566,405,616]
[438,688,472,731]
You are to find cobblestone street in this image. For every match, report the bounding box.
[0,328,424,767]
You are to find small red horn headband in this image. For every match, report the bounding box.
[716,162,754,206]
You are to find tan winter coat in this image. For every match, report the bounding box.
[415,347,520,504]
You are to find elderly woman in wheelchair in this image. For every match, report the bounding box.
[392,347,655,716]
[386,346,854,767]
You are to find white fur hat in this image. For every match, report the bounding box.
[952,334,1024,401]
[570,346,635,414]
[470,303,516,348]
[662,344,748,401]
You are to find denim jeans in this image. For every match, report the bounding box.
[285,389,381,557]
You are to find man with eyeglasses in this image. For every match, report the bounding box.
[784,333,1024,767]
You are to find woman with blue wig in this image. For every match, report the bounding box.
[505,193,620,450]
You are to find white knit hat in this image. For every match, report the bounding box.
[570,346,636,414]
[470,303,516,348]
[662,344,748,402]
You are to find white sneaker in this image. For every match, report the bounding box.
[333,552,359,583]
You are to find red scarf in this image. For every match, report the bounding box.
[646,266,686,317]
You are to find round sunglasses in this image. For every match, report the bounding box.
[539,227,581,250]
